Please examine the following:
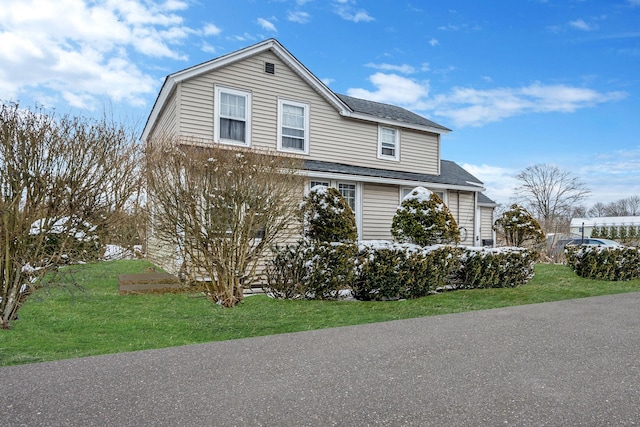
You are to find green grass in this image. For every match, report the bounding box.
[2,259,640,366]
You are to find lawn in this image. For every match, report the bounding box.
[2,259,639,366]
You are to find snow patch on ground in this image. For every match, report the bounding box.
[103,245,143,260]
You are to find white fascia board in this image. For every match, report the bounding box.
[343,111,451,135]
[303,170,483,193]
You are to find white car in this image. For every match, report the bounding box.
[565,238,623,247]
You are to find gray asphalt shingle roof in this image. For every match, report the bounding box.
[304,159,478,187]
[336,94,451,132]
[304,159,496,205]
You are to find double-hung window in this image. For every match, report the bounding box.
[215,86,251,145]
[278,99,309,154]
[378,126,399,161]
[338,183,357,214]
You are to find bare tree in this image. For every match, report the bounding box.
[146,139,304,307]
[588,202,608,218]
[587,196,640,218]
[515,164,590,234]
[0,102,142,329]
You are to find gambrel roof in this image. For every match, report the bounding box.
[142,38,450,141]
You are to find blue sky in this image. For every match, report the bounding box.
[1,0,639,208]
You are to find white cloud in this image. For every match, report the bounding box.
[428,38,439,46]
[347,73,429,106]
[428,83,627,127]
[347,73,627,128]
[365,63,416,74]
[288,11,310,23]
[0,0,194,110]
[461,163,519,205]
[321,77,335,86]
[333,1,374,22]
[569,18,598,31]
[257,18,277,32]
[203,23,222,36]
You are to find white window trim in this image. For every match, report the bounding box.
[377,125,400,161]
[307,179,362,240]
[214,85,252,146]
[277,98,310,154]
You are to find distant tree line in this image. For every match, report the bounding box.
[586,196,640,218]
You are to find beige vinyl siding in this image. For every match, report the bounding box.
[447,191,475,245]
[361,183,398,240]
[146,235,181,275]
[177,51,440,175]
[480,206,495,244]
[149,88,179,141]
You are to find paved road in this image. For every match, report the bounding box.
[2,293,640,426]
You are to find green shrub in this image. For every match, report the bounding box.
[401,245,462,297]
[302,242,357,299]
[391,187,460,246]
[264,241,309,299]
[565,245,640,281]
[300,186,357,243]
[352,243,405,301]
[493,204,544,247]
[452,247,538,289]
[352,242,461,301]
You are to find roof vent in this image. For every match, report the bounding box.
[264,62,275,74]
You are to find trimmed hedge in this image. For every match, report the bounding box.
[303,242,357,299]
[264,240,356,300]
[266,241,539,301]
[452,247,538,289]
[565,245,640,281]
[352,242,461,301]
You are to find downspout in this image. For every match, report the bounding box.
[474,192,479,246]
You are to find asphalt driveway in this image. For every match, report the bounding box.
[2,292,639,426]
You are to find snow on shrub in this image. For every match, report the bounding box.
[565,245,640,281]
[451,246,538,289]
[265,240,356,300]
[352,241,461,301]
[493,204,544,247]
[300,185,357,243]
[391,187,460,246]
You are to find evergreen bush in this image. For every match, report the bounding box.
[300,186,357,243]
[452,247,538,289]
[264,241,309,299]
[493,204,544,247]
[391,187,460,246]
[352,242,461,301]
[565,245,640,281]
[302,242,357,299]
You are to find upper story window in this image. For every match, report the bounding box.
[214,86,251,146]
[278,99,309,154]
[378,126,400,161]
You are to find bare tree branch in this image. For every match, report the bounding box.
[146,138,304,307]
[515,164,590,234]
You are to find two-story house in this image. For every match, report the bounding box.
[141,38,496,273]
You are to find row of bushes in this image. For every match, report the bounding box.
[264,241,538,301]
[565,245,640,281]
